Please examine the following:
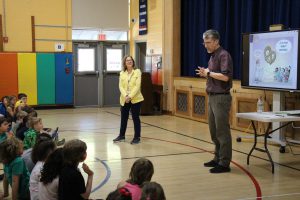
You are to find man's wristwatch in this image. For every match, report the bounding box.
[207,71,211,77]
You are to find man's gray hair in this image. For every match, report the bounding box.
[203,29,220,40]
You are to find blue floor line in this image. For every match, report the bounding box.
[91,157,111,193]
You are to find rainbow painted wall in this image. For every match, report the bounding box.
[0,53,73,105]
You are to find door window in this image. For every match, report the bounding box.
[106,49,123,72]
[77,48,96,72]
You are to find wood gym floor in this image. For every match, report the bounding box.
[24,108,300,199]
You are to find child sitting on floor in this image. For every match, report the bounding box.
[39,148,64,200]
[0,137,30,200]
[0,117,10,143]
[140,182,166,200]
[58,139,94,200]
[117,158,154,200]
[30,137,56,200]
[23,117,64,150]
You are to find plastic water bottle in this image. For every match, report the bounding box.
[257,97,264,113]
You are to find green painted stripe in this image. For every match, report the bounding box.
[36,53,55,104]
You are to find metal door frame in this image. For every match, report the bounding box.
[73,41,100,107]
[73,41,129,107]
[102,42,128,107]
[135,40,147,72]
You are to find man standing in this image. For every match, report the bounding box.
[196,29,233,173]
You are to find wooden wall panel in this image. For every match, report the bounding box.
[191,91,207,121]
[174,78,300,137]
[2,0,72,52]
[175,89,190,117]
[0,14,3,52]
[130,0,163,56]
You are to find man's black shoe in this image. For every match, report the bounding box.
[204,160,218,167]
[209,165,231,173]
[130,138,140,144]
[113,136,125,142]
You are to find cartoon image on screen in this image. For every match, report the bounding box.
[249,30,298,90]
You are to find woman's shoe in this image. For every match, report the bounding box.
[130,138,140,144]
[113,136,125,142]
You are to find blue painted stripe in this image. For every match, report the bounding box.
[91,158,111,193]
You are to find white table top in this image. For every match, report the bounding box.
[236,111,300,123]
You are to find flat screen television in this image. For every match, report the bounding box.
[241,29,300,92]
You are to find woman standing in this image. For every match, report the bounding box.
[113,56,144,144]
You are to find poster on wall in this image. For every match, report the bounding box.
[139,0,147,35]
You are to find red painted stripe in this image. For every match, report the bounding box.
[231,160,262,199]
[142,136,262,199]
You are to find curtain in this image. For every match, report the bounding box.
[181,0,300,79]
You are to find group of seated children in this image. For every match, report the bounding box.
[0,94,166,200]
[0,93,64,146]
[0,134,94,200]
[0,128,165,200]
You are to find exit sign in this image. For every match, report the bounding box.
[98,34,106,41]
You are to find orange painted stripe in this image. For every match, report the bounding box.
[0,53,19,98]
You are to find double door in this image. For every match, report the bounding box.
[73,42,128,107]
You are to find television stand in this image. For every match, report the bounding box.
[270,91,286,150]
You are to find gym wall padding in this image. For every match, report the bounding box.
[0,53,19,98]
[36,53,55,104]
[17,53,38,105]
[55,53,73,104]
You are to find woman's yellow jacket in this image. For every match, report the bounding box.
[119,68,144,106]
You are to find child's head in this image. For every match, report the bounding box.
[18,93,28,103]
[28,117,43,131]
[106,187,132,200]
[0,137,23,164]
[128,158,154,186]
[63,139,87,166]
[16,111,28,121]
[1,96,9,106]
[0,117,10,133]
[40,148,64,185]
[22,108,38,127]
[21,105,35,115]
[28,110,38,118]
[140,182,166,200]
[8,95,17,106]
[31,134,56,164]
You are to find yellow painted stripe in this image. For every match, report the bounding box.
[17,53,38,105]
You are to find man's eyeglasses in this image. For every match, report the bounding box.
[202,41,213,45]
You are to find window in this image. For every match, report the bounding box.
[72,29,128,41]
[106,49,123,72]
[77,48,95,72]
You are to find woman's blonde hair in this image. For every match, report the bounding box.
[122,55,136,71]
